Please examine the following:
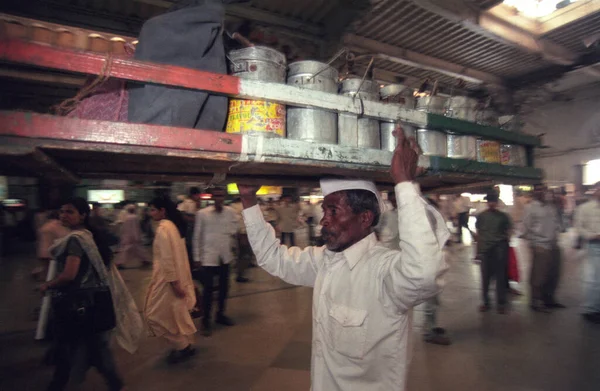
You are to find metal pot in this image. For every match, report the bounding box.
[287,61,338,144]
[380,84,415,108]
[381,122,416,152]
[447,133,477,159]
[445,96,478,122]
[227,46,286,83]
[416,96,448,115]
[226,46,287,137]
[339,115,381,149]
[340,78,379,101]
[338,78,380,148]
[417,129,447,156]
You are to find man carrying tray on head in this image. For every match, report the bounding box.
[236,126,449,391]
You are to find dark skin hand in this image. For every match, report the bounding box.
[238,124,421,207]
[39,255,80,293]
[390,125,423,184]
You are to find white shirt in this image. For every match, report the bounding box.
[378,208,399,250]
[243,182,449,391]
[193,205,238,266]
[522,200,561,249]
[575,199,600,240]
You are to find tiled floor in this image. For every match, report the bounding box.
[1,230,599,390]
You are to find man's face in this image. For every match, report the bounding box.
[212,189,226,211]
[320,192,369,252]
[488,201,498,210]
[534,186,547,201]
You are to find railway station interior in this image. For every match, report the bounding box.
[1,0,600,390]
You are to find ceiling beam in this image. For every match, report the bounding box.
[478,12,578,65]
[538,0,600,35]
[226,4,324,37]
[410,0,578,66]
[343,34,505,87]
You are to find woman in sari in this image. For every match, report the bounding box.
[39,197,125,391]
[145,197,197,364]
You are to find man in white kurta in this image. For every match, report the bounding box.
[238,129,449,390]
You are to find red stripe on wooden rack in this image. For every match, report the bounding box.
[0,112,243,154]
[0,40,241,95]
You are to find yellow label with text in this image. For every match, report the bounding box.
[226,99,286,137]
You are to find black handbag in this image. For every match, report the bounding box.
[53,287,116,333]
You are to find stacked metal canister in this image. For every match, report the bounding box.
[223,46,527,167]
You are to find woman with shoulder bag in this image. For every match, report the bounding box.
[39,197,125,391]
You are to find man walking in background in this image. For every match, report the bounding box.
[275,194,301,247]
[454,193,472,244]
[522,184,565,312]
[193,186,238,336]
[379,190,451,345]
[475,191,512,314]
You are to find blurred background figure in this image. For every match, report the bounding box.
[522,184,565,312]
[453,193,472,245]
[178,187,201,218]
[114,204,151,269]
[229,197,251,283]
[193,187,238,336]
[33,209,70,281]
[178,187,201,269]
[275,193,301,247]
[261,198,279,231]
[379,191,451,345]
[574,181,600,324]
[89,203,119,248]
[475,191,512,314]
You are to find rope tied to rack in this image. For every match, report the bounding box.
[53,53,115,116]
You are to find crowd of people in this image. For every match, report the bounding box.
[3,131,600,390]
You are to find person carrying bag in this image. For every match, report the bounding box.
[40,198,142,391]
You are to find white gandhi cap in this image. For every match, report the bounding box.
[319,178,385,213]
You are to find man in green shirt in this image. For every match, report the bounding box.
[475,191,512,314]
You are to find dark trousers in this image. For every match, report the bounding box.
[457,212,469,243]
[481,242,509,307]
[530,245,561,305]
[202,264,230,325]
[237,233,251,278]
[281,232,295,247]
[47,331,123,391]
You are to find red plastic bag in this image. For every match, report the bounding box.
[508,247,520,282]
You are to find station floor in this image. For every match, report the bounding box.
[1,230,599,391]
